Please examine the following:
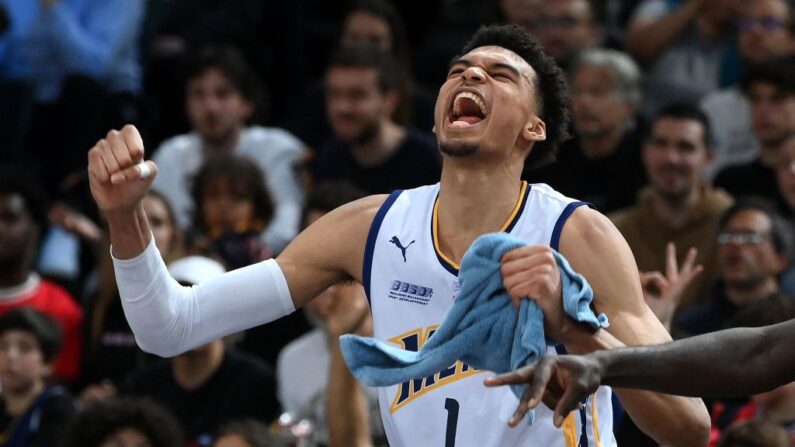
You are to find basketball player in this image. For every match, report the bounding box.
[486,313,795,430]
[87,25,709,446]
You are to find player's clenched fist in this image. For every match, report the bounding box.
[501,245,567,338]
[87,125,157,213]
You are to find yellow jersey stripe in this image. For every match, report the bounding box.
[432,181,528,270]
[562,413,578,447]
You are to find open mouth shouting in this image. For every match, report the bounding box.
[448,90,488,129]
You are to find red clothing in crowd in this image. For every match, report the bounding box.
[0,275,83,381]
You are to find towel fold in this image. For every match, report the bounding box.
[340,232,608,424]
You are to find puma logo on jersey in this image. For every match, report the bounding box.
[388,326,481,413]
[389,236,415,262]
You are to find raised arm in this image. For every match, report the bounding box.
[626,0,703,65]
[87,125,378,356]
[558,208,710,446]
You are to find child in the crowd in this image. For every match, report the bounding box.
[0,308,77,446]
[64,397,183,447]
[188,154,275,270]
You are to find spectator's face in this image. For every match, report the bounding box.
[0,193,37,267]
[187,69,254,144]
[643,118,711,200]
[700,0,742,30]
[571,65,634,141]
[0,330,49,393]
[326,66,394,144]
[775,137,795,209]
[435,46,544,159]
[341,11,393,51]
[747,82,795,147]
[213,434,252,447]
[200,176,255,231]
[500,0,541,29]
[738,0,794,62]
[752,381,795,412]
[718,209,785,286]
[99,427,152,447]
[532,0,599,64]
[143,195,177,258]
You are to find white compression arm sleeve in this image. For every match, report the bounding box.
[112,238,295,357]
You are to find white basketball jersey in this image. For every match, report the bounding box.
[363,181,617,447]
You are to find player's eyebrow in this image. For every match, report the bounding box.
[448,57,521,79]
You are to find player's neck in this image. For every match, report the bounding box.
[436,162,524,263]
[349,120,405,167]
[171,342,225,390]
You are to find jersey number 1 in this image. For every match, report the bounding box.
[444,398,459,447]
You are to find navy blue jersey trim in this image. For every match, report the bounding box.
[363,190,403,303]
[550,202,590,251]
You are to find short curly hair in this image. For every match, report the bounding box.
[458,24,571,169]
[64,398,184,447]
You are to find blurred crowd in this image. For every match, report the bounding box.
[0,0,793,446]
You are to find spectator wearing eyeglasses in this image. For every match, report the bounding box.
[675,198,794,337]
[701,0,795,178]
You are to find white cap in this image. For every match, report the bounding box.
[167,256,226,286]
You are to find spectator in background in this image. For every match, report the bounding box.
[287,0,434,151]
[676,199,793,336]
[525,48,645,213]
[775,134,795,218]
[186,155,307,368]
[120,256,280,445]
[708,296,795,443]
[0,308,76,446]
[212,420,275,447]
[0,0,144,191]
[277,182,385,447]
[0,170,82,383]
[152,46,306,253]
[64,398,183,447]
[610,103,733,313]
[715,57,795,201]
[312,46,440,194]
[524,0,603,73]
[627,0,741,116]
[80,191,181,399]
[701,0,795,178]
[188,155,274,270]
[717,419,792,447]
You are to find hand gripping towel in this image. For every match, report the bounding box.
[340,232,609,424]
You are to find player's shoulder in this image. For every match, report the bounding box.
[561,204,620,246]
[528,182,575,205]
[328,194,392,227]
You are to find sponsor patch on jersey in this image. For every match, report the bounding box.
[389,280,434,306]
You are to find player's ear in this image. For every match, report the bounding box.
[522,117,546,142]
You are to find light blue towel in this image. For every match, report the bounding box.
[340,232,609,424]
